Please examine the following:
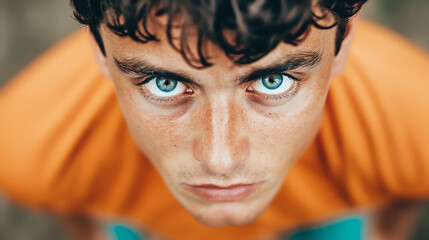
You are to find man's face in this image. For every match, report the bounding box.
[98,15,337,226]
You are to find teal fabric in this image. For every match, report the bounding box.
[288,215,366,240]
[105,215,366,240]
[106,223,145,240]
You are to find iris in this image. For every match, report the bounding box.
[261,75,283,90]
[156,77,177,92]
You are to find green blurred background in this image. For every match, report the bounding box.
[0,0,428,239]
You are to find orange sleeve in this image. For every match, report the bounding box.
[0,30,144,212]
[319,20,429,203]
[0,30,168,233]
[0,30,101,211]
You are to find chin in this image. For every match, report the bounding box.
[192,210,260,227]
[171,179,282,227]
[183,199,270,227]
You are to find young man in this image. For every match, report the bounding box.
[0,0,428,239]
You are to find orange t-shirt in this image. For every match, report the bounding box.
[0,20,428,239]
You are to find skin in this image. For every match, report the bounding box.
[95,12,349,227]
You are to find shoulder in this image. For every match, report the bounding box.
[274,20,429,225]
[321,19,429,199]
[0,30,143,210]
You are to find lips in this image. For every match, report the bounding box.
[185,183,261,202]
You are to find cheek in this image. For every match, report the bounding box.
[127,109,191,159]
[247,76,329,170]
[249,103,320,155]
[112,77,193,165]
[123,107,196,180]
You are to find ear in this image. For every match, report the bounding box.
[89,31,112,80]
[330,17,359,78]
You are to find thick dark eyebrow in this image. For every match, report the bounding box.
[113,56,201,87]
[237,52,322,84]
[113,51,322,86]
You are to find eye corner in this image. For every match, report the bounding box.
[245,84,255,93]
[184,88,194,94]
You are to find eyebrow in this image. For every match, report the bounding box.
[238,52,322,84]
[113,51,322,86]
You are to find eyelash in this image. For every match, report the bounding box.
[134,73,302,105]
[247,73,302,103]
[135,76,193,104]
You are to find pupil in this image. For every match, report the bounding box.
[262,75,283,90]
[156,77,178,92]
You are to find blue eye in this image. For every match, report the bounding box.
[145,77,186,97]
[261,74,283,90]
[251,74,296,95]
[156,77,178,92]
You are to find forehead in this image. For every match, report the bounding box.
[99,15,336,76]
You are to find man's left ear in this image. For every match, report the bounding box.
[330,17,359,78]
[89,30,112,80]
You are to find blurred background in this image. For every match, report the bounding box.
[0,0,428,239]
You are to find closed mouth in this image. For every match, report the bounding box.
[184,182,262,202]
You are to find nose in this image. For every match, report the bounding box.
[193,97,250,175]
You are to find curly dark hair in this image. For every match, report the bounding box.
[70,0,367,67]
